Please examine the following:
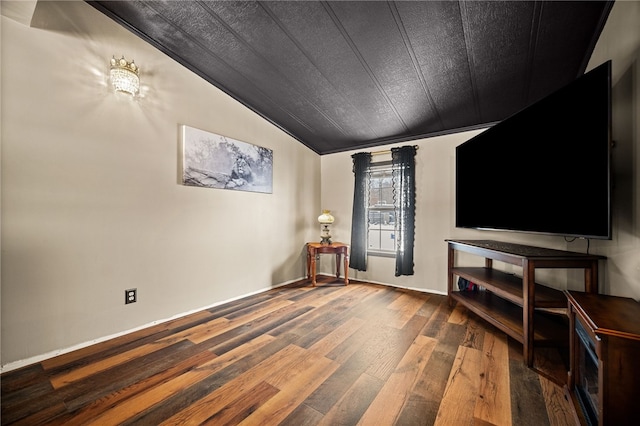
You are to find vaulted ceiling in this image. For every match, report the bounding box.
[89,1,614,155]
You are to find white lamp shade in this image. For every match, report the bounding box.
[318,210,335,224]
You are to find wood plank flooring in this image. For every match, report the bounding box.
[1,277,578,425]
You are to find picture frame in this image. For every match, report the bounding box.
[180,125,273,194]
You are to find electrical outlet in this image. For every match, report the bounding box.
[125,288,137,304]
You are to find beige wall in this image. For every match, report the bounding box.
[1,1,320,369]
[586,0,640,298]
[321,1,640,299]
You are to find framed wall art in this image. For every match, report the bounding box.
[180,125,273,194]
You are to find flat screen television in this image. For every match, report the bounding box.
[456,60,612,240]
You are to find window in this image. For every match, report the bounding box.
[367,164,396,256]
[350,145,416,275]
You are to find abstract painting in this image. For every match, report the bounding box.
[181,125,273,193]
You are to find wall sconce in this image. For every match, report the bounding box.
[318,210,335,245]
[109,55,139,95]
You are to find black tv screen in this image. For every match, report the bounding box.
[456,60,612,239]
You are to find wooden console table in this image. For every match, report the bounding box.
[447,239,605,367]
[306,242,349,286]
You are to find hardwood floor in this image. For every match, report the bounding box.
[1,277,577,425]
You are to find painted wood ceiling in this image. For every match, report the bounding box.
[89,1,614,155]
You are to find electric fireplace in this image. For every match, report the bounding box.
[566,291,640,426]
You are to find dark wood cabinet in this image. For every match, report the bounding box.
[566,291,640,426]
[447,239,605,366]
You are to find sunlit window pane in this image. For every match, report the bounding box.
[368,167,396,254]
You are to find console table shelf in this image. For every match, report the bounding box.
[451,267,567,309]
[450,291,568,345]
[447,239,606,367]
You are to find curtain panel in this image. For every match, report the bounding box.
[350,152,372,271]
[392,146,417,276]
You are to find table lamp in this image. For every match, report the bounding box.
[318,210,335,244]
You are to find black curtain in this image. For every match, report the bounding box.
[350,152,372,271]
[392,146,417,276]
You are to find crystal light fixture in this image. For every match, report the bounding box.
[109,55,139,95]
[318,210,335,245]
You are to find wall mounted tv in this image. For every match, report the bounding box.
[456,60,612,240]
